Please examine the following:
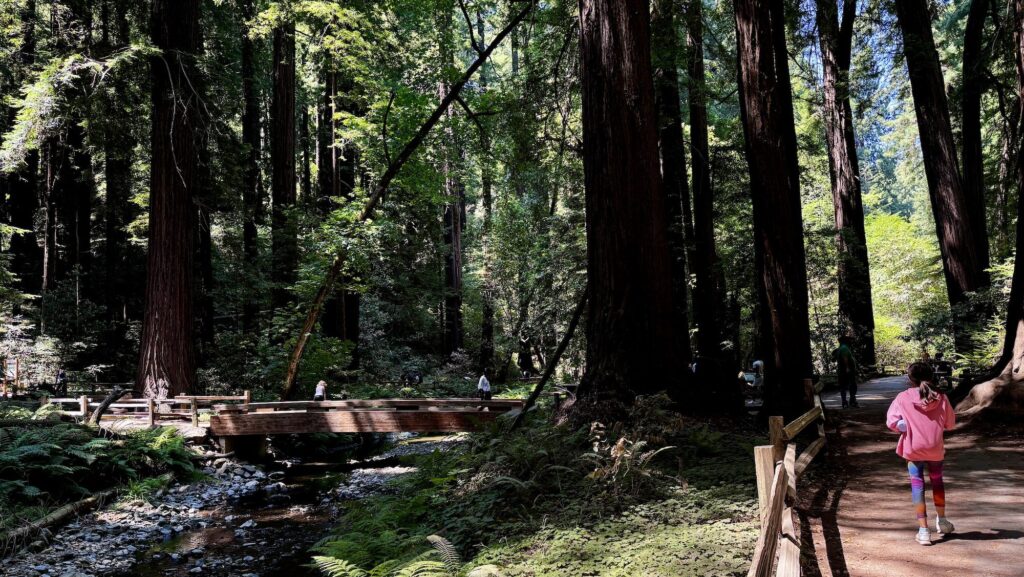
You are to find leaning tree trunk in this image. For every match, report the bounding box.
[816,0,876,367]
[735,0,814,417]
[651,0,693,364]
[576,0,685,403]
[961,0,991,275]
[955,0,1024,416]
[136,0,201,398]
[271,22,297,311]
[895,0,988,353]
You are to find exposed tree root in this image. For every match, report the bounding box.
[955,369,1024,416]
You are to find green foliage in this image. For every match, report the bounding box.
[0,424,196,529]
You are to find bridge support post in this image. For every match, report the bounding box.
[217,435,268,462]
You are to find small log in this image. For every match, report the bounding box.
[0,488,118,557]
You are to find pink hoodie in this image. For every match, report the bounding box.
[885,386,956,461]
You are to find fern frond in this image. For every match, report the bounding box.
[312,556,368,577]
[426,535,461,575]
[393,560,448,577]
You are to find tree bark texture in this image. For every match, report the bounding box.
[815,0,876,366]
[734,0,814,416]
[477,10,496,374]
[961,0,991,275]
[577,0,685,402]
[439,4,464,356]
[136,0,201,398]
[687,0,727,366]
[271,22,297,310]
[895,0,989,349]
[240,0,261,332]
[651,0,693,361]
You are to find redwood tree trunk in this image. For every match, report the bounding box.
[136,0,201,398]
[577,0,684,402]
[439,5,464,356]
[478,11,495,374]
[687,0,728,372]
[240,0,261,332]
[651,0,693,362]
[735,0,814,416]
[895,0,988,352]
[961,0,991,275]
[271,22,297,310]
[816,0,876,366]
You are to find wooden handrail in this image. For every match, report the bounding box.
[749,391,828,577]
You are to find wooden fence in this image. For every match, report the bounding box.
[747,390,827,577]
[44,392,250,427]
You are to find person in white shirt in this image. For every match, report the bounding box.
[477,371,491,400]
[313,380,327,402]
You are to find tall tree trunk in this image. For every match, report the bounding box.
[816,0,876,366]
[240,0,261,333]
[577,0,684,403]
[136,0,201,398]
[271,22,297,311]
[962,0,991,275]
[735,0,814,417]
[478,10,495,374]
[439,4,464,356]
[994,101,1020,260]
[651,0,693,362]
[895,0,989,353]
[687,0,728,373]
[954,0,1024,415]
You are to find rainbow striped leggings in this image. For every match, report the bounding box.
[908,461,945,520]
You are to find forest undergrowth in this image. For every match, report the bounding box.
[312,395,762,577]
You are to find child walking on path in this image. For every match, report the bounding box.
[886,362,956,545]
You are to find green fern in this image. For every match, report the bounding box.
[313,556,368,577]
[393,561,449,577]
[426,535,461,575]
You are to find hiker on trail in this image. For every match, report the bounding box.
[885,362,956,545]
[832,336,859,408]
[477,371,491,400]
[313,380,327,402]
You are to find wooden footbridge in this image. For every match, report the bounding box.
[45,393,524,437]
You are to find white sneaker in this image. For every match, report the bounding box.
[916,527,931,545]
[936,516,954,534]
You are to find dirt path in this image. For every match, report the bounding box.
[799,376,1024,577]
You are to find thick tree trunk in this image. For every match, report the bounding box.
[439,5,464,357]
[895,0,989,352]
[271,22,297,310]
[651,0,693,361]
[954,0,1024,416]
[240,0,261,333]
[576,0,685,402]
[961,0,991,275]
[994,102,1020,261]
[136,0,201,398]
[735,0,814,417]
[687,0,728,371]
[816,0,876,366]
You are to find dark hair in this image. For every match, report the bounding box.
[838,335,852,345]
[907,362,939,403]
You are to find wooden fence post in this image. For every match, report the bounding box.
[79,395,89,418]
[191,398,199,427]
[768,415,786,461]
[753,445,775,524]
[243,390,251,406]
[147,398,156,427]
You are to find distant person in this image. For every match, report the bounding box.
[477,371,492,400]
[56,368,68,397]
[751,359,764,391]
[313,380,327,402]
[921,350,932,364]
[886,362,956,545]
[832,336,859,408]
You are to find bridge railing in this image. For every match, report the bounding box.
[748,388,827,577]
[44,392,251,427]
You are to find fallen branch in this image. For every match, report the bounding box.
[510,287,587,430]
[281,0,537,399]
[88,387,130,425]
[0,487,119,557]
